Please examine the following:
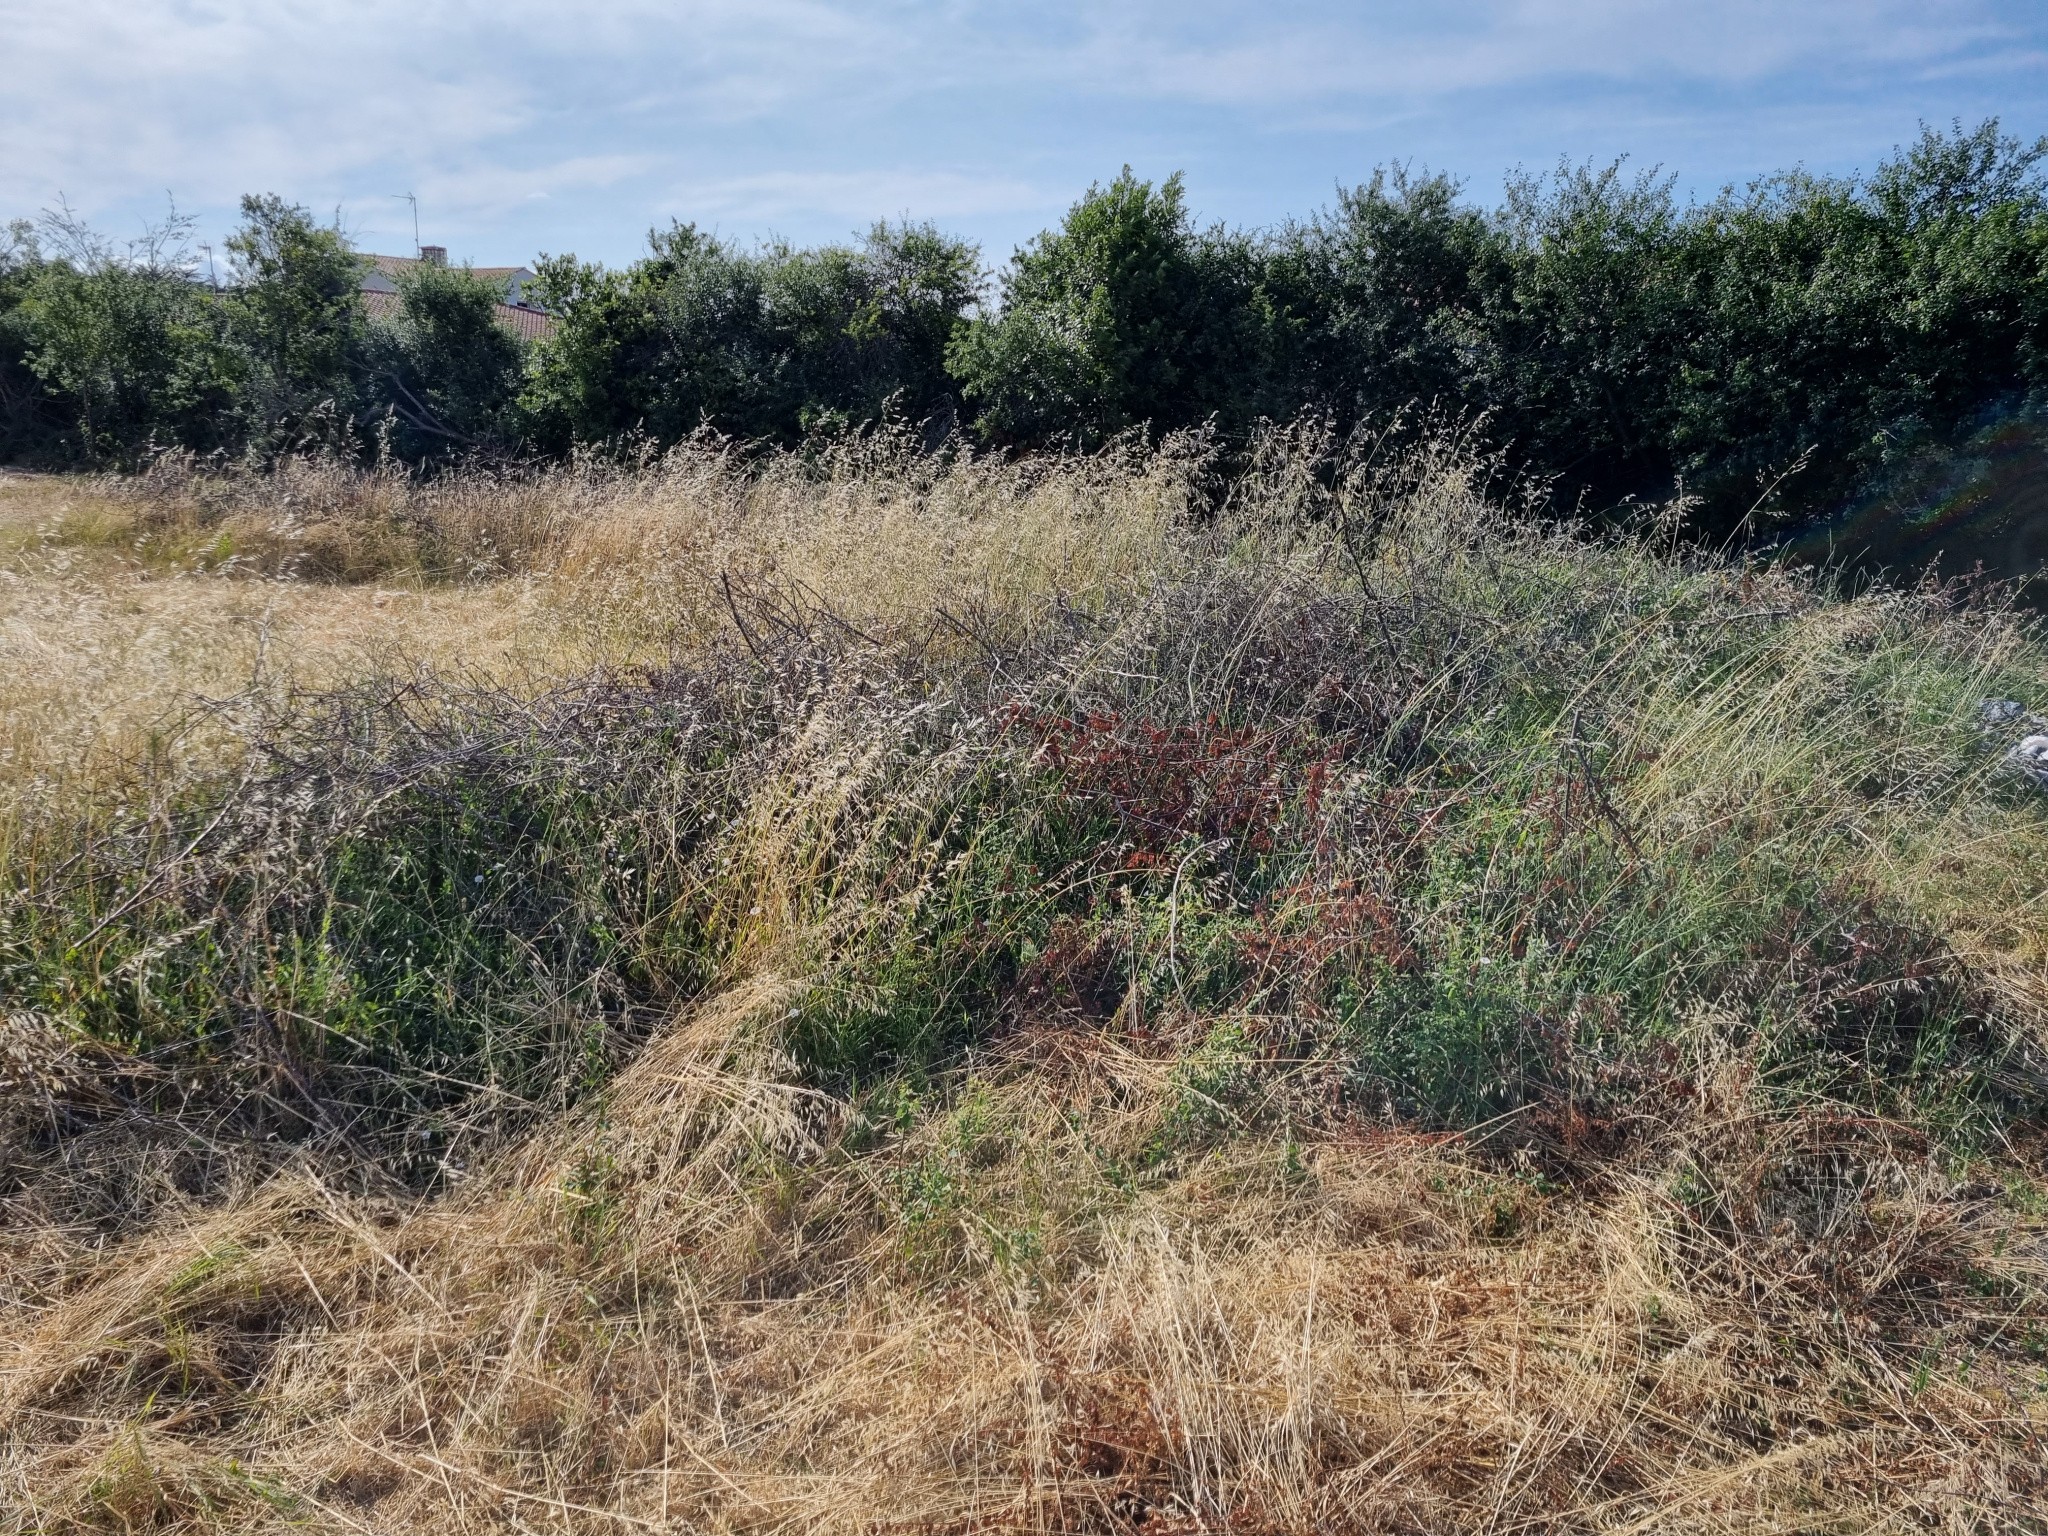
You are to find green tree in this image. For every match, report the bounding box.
[0,220,60,461]
[15,204,240,464]
[947,170,1268,447]
[1660,121,2048,527]
[520,225,776,451]
[764,221,980,436]
[1260,167,1505,433]
[365,260,527,460]
[222,194,367,455]
[522,219,978,452]
[1468,159,1693,507]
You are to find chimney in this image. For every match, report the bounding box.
[419,244,447,266]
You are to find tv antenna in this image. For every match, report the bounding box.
[391,192,419,254]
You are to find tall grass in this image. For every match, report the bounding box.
[2,430,2046,1531]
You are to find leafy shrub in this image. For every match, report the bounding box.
[11,206,242,465]
[7,123,2046,545]
[219,194,368,456]
[948,169,1267,448]
[0,220,65,461]
[364,259,528,460]
[521,220,979,452]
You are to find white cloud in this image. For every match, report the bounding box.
[0,0,2039,259]
[1052,0,2025,111]
[666,169,1053,230]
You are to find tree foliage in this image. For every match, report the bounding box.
[0,220,60,461]
[948,170,1266,447]
[4,122,2045,540]
[365,260,528,461]
[12,204,240,464]
[220,194,367,454]
[520,220,979,452]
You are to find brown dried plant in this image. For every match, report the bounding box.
[2,432,2045,1533]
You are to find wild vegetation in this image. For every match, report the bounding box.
[4,111,2048,1534]
[2,422,2047,1531]
[5,119,2048,538]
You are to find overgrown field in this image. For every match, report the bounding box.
[3,434,2047,1532]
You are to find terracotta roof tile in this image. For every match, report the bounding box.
[369,254,531,281]
[361,286,556,341]
[494,304,556,341]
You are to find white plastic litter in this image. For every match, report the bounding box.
[1980,699,2048,787]
[2010,734,2048,785]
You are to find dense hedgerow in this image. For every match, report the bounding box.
[5,120,2047,539]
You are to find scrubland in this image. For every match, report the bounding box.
[2,433,2047,1533]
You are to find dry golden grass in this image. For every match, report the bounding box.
[0,444,1177,801]
[0,471,551,818]
[3,442,2047,1533]
[6,991,2043,1533]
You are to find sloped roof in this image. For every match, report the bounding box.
[361,286,556,341]
[366,254,531,283]
[492,303,556,341]
[361,254,538,308]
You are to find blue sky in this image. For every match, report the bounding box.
[4,1,2045,273]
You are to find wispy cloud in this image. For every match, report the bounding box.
[2,0,2041,264]
[1050,0,2028,110]
[664,169,1054,232]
